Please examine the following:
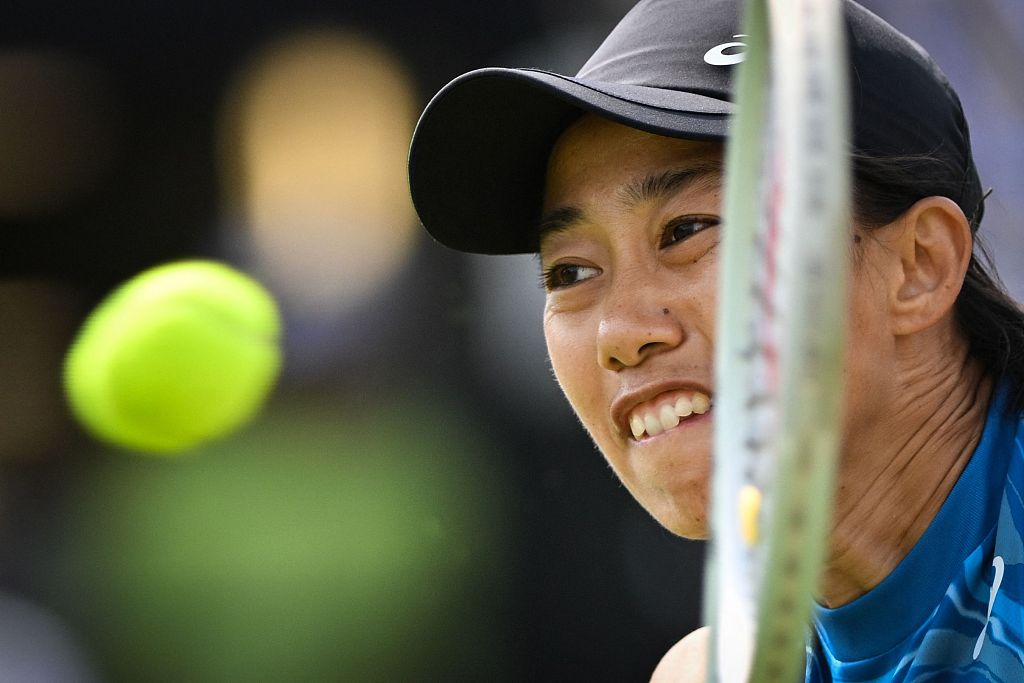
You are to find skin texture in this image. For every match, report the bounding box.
[538,115,991,678]
[649,625,709,683]
[540,119,721,540]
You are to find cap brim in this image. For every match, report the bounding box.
[408,67,733,255]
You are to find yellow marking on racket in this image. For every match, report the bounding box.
[738,484,763,546]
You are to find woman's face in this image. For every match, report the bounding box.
[539,115,725,538]
[540,114,896,539]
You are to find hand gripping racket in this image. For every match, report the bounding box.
[704,0,851,681]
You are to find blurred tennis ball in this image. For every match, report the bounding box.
[64,260,282,454]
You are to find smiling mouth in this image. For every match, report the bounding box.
[628,391,711,441]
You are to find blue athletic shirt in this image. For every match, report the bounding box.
[806,385,1024,682]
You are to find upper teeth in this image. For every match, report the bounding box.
[629,392,711,440]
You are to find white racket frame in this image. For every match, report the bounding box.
[705,0,851,680]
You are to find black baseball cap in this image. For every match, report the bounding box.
[408,0,983,255]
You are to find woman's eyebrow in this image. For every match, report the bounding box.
[617,161,722,208]
[537,161,722,247]
[537,205,586,245]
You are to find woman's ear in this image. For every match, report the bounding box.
[889,196,973,336]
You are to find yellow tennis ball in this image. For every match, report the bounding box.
[65,260,282,454]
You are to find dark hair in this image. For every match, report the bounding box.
[852,154,1024,414]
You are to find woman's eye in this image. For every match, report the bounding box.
[540,263,601,291]
[661,215,720,248]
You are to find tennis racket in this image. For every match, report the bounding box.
[704,0,851,681]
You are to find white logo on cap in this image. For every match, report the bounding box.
[704,35,748,66]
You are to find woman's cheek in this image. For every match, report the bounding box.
[544,315,601,429]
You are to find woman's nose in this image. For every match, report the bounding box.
[597,277,685,371]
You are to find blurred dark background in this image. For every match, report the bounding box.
[0,1,1019,681]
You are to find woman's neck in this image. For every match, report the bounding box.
[819,344,993,608]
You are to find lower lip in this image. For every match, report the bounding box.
[632,408,712,443]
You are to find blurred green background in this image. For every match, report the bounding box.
[44,397,510,681]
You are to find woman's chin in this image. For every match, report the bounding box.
[646,496,710,540]
[664,518,710,540]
